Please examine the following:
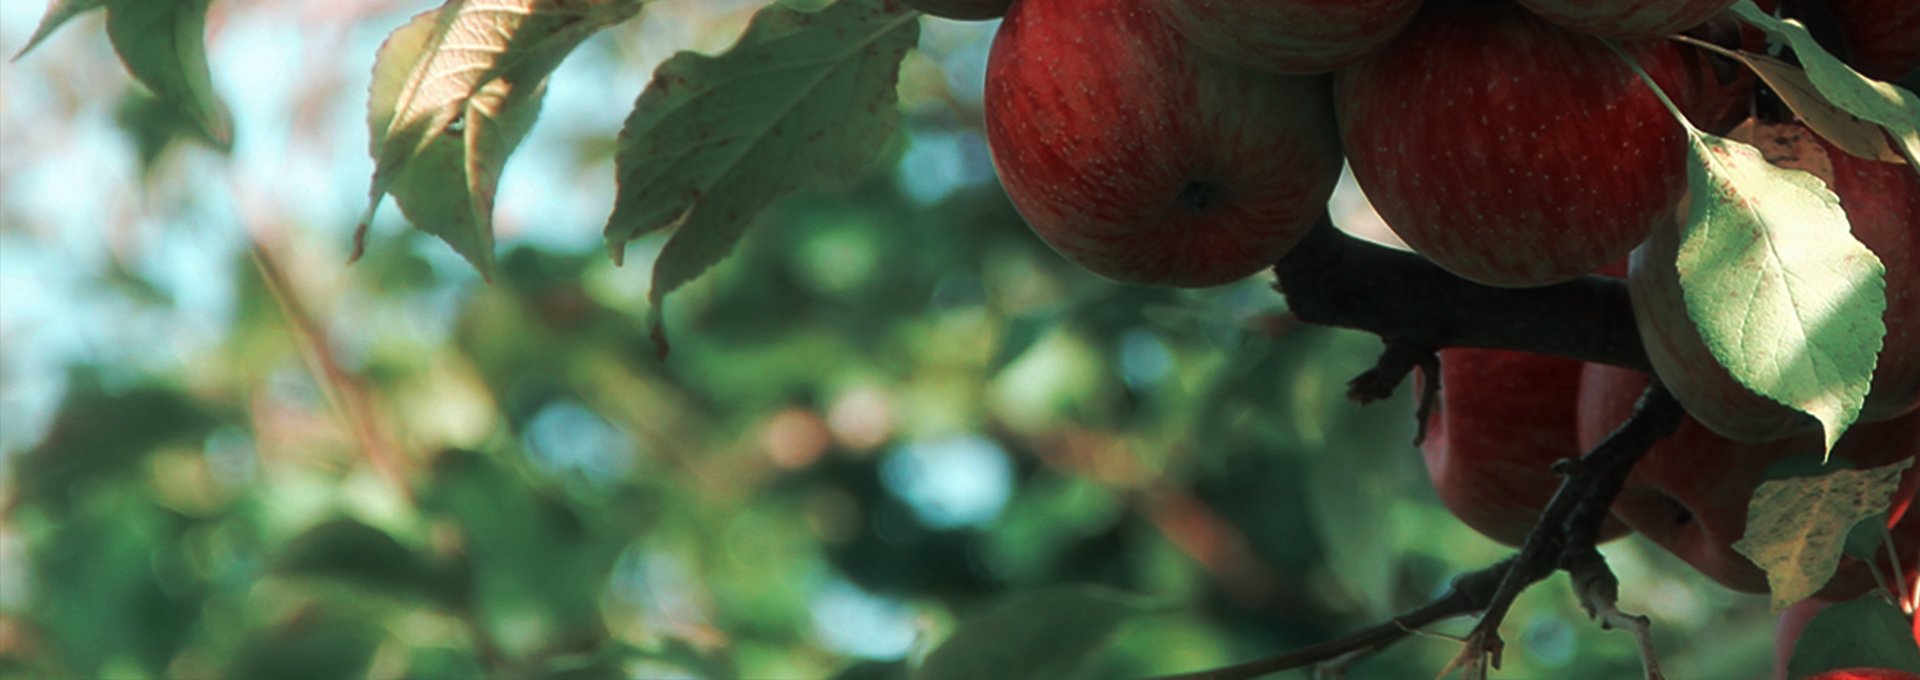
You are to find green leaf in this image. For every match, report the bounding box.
[914,586,1146,680]
[603,0,918,354]
[420,449,630,647]
[1729,0,1920,174]
[115,87,223,181]
[13,382,224,512]
[1786,596,1920,679]
[1676,129,1886,450]
[277,518,465,608]
[1841,510,1891,562]
[103,0,233,149]
[991,310,1063,374]
[361,0,645,278]
[1733,457,1911,611]
[12,0,112,60]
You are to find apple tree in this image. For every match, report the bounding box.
[2,0,1918,678]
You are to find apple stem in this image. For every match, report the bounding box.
[1603,39,1700,135]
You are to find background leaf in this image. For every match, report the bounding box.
[104,0,233,148]
[12,0,111,59]
[602,0,918,350]
[914,586,1147,680]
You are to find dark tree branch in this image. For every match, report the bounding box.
[1273,218,1649,372]
[1346,340,1436,405]
[1449,382,1684,679]
[1240,221,1689,678]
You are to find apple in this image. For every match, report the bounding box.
[1335,0,1693,288]
[1144,0,1424,74]
[1417,348,1632,546]
[1628,121,1920,443]
[1777,597,1834,680]
[1514,0,1739,40]
[983,0,1344,288]
[898,0,1013,21]
[1805,671,1920,680]
[1825,0,1920,81]
[1578,364,1920,599]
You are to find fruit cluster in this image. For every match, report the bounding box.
[960,0,1918,451]
[921,0,1920,670]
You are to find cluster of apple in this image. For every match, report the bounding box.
[956,0,1920,436]
[910,0,1920,665]
[909,0,1918,286]
[915,0,1918,576]
[1428,344,1920,593]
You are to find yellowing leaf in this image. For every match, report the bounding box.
[1732,457,1911,611]
[360,0,644,278]
[603,0,919,355]
[1676,129,1885,450]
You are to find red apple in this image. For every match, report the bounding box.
[1806,670,1920,680]
[983,0,1344,288]
[899,0,1013,20]
[1777,597,1835,680]
[1335,0,1692,288]
[1515,0,1739,40]
[1144,0,1424,74]
[1578,364,1920,599]
[1629,121,1920,443]
[1826,0,1920,81]
[1418,348,1632,546]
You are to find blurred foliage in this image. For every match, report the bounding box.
[0,2,1785,679]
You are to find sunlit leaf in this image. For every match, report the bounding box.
[1729,0,1920,175]
[1785,596,1920,678]
[361,0,645,278]
[914,585,1146,680]
[1733,458,1910,611]
[1704,49,1907,164]
[1675,127,1885,450]
[104,0,233,149]
[603,0,919,355]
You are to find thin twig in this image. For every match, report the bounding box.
[1448,382,1684,676]
[250,239,413,502]
[1135,557,1516,680]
